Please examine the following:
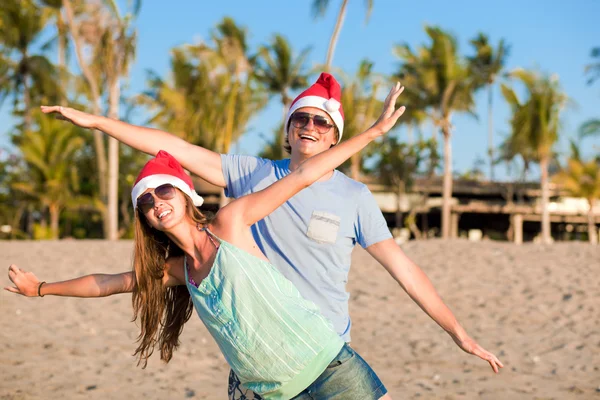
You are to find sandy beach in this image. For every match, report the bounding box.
[1,239,598,399]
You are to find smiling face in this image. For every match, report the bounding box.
[139,186,188,231]
[287,107,339,158]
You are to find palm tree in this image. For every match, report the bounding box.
[501,69,567,244]
[337,59,383,180]
[496,130,537,182]
[12,110,95,239]
[395,26,478,239]
[60,0,139,239]
[584,46,600,85]
[554,143,600,244]
[580,119,600,140]
[311,0,373,71]
[468,33,509,181]
[94,0,139,240]
[258,122,285,160]
[0,0,62,130]
[62,0,111,236]
[141,23,267,204]
[139,48,217,147]
[40,0,70,105]
[369,137,438,238]
[255,34,311,157]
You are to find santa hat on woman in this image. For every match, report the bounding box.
[284,72,345,143]
[131,150,204,209]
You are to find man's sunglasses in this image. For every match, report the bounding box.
[136,183,177,213]
[290,112,334,134]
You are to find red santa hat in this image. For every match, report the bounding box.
[285,72,345,143]
[131,150,204,209]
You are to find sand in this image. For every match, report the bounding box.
[1,239,599,399]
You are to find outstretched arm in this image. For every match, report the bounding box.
[221,83,406,227]
[366,239,504,373]
[40,106,226,188]
[5,264,135,298]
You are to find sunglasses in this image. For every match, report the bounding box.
[136,183,177,213]
[290,112,334,134]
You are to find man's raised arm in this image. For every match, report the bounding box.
[40,105,226,188]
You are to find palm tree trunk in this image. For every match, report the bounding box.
[57,12,67,106]
[49,203,60,240]
[21,51,32,132]
[487,84,494,181]
[324,0,348,72]
[540,156,551,244]
[587,200,598,245]
[441,126,453,239]
[107,77,120,240]
[63,0,109,238]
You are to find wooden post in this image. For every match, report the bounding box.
[513,213,523,245]
[451,212,460,239]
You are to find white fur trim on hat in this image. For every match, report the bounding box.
[285,95,344,143]
[131,174,204,209]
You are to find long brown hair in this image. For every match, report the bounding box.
[131,191,212,367]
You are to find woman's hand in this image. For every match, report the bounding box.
[370,82,406,136]
[40,105,99,129]
[5,265,42,297]
[452,335,504,373]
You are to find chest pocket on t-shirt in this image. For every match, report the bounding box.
[307,211,341,244]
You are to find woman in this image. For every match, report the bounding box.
[5,83,433,399]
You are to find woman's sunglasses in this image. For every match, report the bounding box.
[136,184,177,213]
[290,112,334,134]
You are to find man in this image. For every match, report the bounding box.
[43,73,502,399]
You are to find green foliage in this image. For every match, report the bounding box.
[467,33,509,87]
[367,136,439,191]
[258,122,285,160]
[501,69,567,162]
[311,0,373,24]
[0,0,63,118]
[336,59,384,176]
[255,34,311,106]
[554,153,600,204]
[140,17,267,154]
[394,25,478,129]
[12,110,99,238]
[584,46,600,86]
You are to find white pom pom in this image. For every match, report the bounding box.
[191,192,204,207]
[324,98,340,113]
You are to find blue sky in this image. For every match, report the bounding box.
[2,0,599,181]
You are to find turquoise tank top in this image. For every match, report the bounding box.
[184,229,344,399]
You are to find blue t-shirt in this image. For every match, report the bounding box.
[221,155,392,342]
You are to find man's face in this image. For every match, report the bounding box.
[288,107,338,157]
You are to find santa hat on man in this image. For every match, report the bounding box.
[131,150,204,209]
[284,72,345,143]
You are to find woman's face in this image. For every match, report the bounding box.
[139,186,188,231]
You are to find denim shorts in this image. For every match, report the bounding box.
[228,343,387,400]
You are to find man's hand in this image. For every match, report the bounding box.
[41,105,99,129]
[452,335,505,373]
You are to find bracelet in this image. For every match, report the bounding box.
[38,281,46,297]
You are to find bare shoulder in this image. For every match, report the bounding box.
[209,215,269,261]
[210,204,244,241]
